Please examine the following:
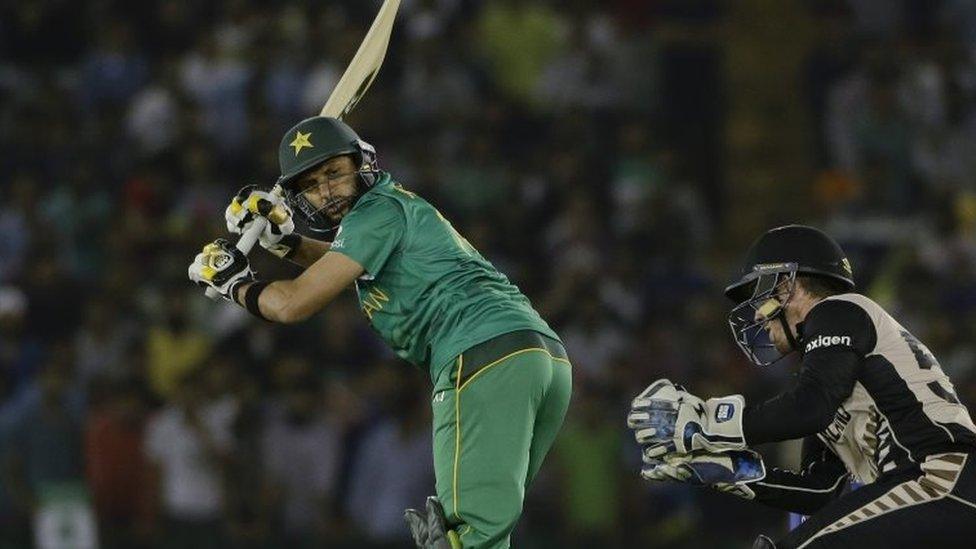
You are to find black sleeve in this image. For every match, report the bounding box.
[743,298,877,444]
[751,436,851,515]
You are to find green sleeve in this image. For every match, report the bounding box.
[331,195,405,275]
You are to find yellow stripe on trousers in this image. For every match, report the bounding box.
[453,355,463,520]
[451,347,571,524]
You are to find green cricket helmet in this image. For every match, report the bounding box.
[276,116,379,232]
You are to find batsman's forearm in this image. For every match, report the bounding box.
[234,251,363,323]
[235,280,314,323]
[233,280,297,323]
[287,235,332,268]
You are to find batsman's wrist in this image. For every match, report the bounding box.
[242,281,272,321]
[232,280,250,306]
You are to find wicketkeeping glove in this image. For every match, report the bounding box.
[188,238,254,301]
[641,449,765,499]
[627,379,746,458]
[225,185,297,258]
[404,496,462,549]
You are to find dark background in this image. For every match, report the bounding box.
[2,0,976,547]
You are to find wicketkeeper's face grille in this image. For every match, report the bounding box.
[727,265,798,367]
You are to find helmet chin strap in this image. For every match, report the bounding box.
[778,314,801,352]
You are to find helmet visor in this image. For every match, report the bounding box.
[727,264,798,367]
[284,166,361,233]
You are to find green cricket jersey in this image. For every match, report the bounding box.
[330,172,559,380]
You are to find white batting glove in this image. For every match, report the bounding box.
[627,379,746,458]
[225,185,297,258]
[188,238,254,301]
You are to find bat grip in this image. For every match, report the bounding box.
[235,216,267,254]
[205,185,284,301]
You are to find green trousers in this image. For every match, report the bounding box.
[431,331,573,549]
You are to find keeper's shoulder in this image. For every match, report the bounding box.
[802,293,879,357]
[812,293,890,329]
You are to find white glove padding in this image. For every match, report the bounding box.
[627,379,746,458]
[642,449,765,487]
[188,238,254,300]
[225,185,296,258]
[713,480,760,501]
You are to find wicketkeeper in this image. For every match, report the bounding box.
[627,225,976,548]
[188,117,572,549]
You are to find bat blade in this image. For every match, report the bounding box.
[320,0,401,119]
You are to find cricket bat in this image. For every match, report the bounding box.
[206,0,401,300]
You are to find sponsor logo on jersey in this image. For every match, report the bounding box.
[804,334,852,353]
[715,403,735,423]
[331,226,345,249]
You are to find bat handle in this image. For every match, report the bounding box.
[205,185,284,301]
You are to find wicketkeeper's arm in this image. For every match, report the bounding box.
[749,436,850,515]
[743,299,875,444]
[742,348,859,444]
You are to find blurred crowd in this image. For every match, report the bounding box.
[2,0,976,547]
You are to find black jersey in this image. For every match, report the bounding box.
[743,293,976,490]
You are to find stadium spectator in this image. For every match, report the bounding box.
[84,378,154,548]
[261,369,344,546]
[347,369,433,545]
[0,344,87,545]
[144,364,237,547]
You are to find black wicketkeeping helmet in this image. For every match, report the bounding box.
[725,225,855,366]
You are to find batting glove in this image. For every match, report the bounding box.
[627,379,746,458]
[404,496,462,549]
[188,238,254,301]
[641,449,765,499]
[225,185,297,258]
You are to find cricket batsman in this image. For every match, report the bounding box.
[188,116,572,549]
[627,225,976,548]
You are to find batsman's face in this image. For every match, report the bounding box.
[296,155,360,223]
